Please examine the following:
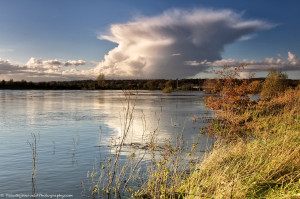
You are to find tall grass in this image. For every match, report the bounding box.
[180,132,299,198]
[28,133,39,197]
[28,133,38,180]
[179,89,300,198]
[82,91,147,198]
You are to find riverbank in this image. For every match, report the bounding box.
[176,88,300,198]
[125,88,300,198]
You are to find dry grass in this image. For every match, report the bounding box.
[180,131,299,198]
[178,89,300,198]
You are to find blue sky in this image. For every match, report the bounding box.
[0,0,299,81]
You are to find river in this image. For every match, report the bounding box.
[0,90,214,198]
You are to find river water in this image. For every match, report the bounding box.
[0,90,214,198]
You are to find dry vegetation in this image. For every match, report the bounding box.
[83,66,300,198]
[176,66,300,198]
[179,88,300,198]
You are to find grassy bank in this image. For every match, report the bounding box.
[177,89,300,198]
[83,76,299,198]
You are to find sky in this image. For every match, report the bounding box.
[0,0,300,81]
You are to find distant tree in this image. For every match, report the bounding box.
[181,83,193,91]
[88,82,96,90]
[202,79,218,93]
[165,79,176,89]
[162,86,172,93]
[137,82,143,90]
[97,73,105,88]
[5,79,14,86]
[261,68,288,98]
[158,82,165,90]
[146,80,157,90]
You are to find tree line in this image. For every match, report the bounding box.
[0,72,299,92]
[0,78,205,91]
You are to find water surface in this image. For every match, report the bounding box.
[0,90,213,198]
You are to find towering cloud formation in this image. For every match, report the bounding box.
[95,8,273,79]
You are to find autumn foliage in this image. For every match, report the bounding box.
[203,65,263,140]
[205,65,259,113]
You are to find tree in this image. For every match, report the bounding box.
[146,80,159,90]
[261,68,288,98]
[204,65,258,140]
[205,65,255,113]
[202,79,217,93]
[165,79,176,89]
[97,73,105,88]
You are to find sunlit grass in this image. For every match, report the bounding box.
[179,89,300,198]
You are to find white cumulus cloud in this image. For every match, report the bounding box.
[65,60,86,66]
[0,58,24,74]
[26,58,86,70]
[0,57,88,81]
[194,51,300,73]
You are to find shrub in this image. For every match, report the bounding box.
[165,79,176,89]
[205,65,256,113]
[97,73,106,88]
[261,68,288,99]
[202,79,217,93]
[162,87,173,93]
[204,65,262,140]
[248,80,262,94]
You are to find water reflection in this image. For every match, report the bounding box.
[94,91,214,158]
[31,177,37,199]
[0,90,214,197]
[72,136,79,165]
